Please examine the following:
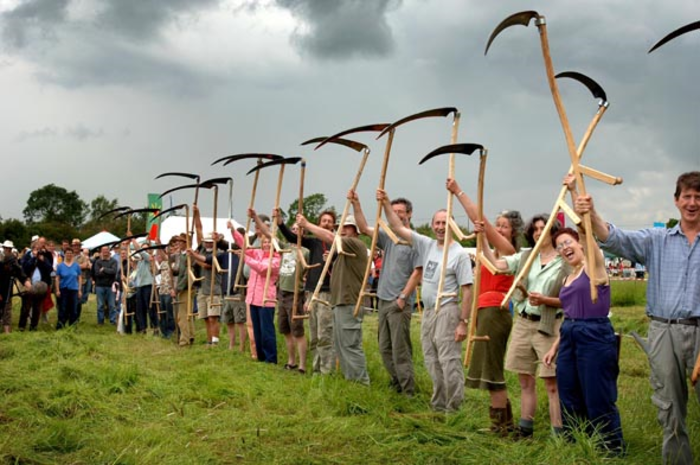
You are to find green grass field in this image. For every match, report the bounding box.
[0,282,697,464]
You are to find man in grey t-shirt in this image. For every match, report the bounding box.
[350,190,421,396]
[378,188,473,412]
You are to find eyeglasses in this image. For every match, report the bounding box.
[555,238,574,252]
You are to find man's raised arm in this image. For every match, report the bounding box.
[296,214,333,244]
[349,190,373,236]
[377,188,412,244]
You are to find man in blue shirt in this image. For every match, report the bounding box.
[577,171,700,464]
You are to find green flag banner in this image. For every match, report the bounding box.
[147,194,163,240]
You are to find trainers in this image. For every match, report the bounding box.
[511,426,534,440]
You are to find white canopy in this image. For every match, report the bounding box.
[81,231,120,250]
[158,216,244,247]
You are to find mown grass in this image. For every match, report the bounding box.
[610,279,647,308]
[0,289,697,464]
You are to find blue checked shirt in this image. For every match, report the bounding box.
[601,223,700,319]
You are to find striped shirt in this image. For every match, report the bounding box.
[601,223,700,319]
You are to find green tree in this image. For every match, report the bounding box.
[87,195,120,223]
[81,195,126,238]
[0,218,29,248]
[286,193,335,226]
[23,184,87,228]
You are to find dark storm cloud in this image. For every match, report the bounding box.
[0,0,69,49]
[0,0,223,90]
[95,0,221,41]
[275,0,401,59]
[32,37,224,94]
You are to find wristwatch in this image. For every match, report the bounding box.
[460,318,469,324]
[398,293,407,300]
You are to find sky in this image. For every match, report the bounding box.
[0,0,698,232]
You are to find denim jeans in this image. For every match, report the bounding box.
[250,304,277,363]
[96,286,116,325]
[57,289,79,329]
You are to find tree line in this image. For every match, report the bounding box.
[1,184,486,249]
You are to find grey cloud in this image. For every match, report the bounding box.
[0,0,223,92]
[65,124,104,141]
[14,125,104,142]
[95,0,220,42]
[0,0,69,49]
[14,127,58,142]
[275,0,401,59]
[32,35,224,95]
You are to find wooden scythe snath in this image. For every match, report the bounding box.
[464,148,490,367]
[246,157,302,306]
[300,135,375,314]
[291,159,310,319]
[113,207,160,324]
[350,108,459,317]
[101,231,148,327]
[153,203,195,317]
[493,70,619,308]
[155,172,201,239]
[223,179,237,302]
[200,177,232,308]
[211,154,283,298]
[486,11,622,303]
[132,244,168,316]
[419,142,489,354]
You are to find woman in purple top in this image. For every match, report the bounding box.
[543,224,624,455]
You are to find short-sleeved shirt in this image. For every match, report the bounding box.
[410,231,473,311]
[56,262,81,291]
[330,236,368,307]
[376,229,421,305]
[201,251,226,296]
[503,250,565,316]
[278,245,310,293]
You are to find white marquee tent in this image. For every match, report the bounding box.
[158,216,244,247]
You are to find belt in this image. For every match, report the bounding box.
[519,312,563,322]
[649,315,700,326]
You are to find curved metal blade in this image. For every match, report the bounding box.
[649,20,700,53]
[159,183,199,199]
[484,10,539,55]
[102,232,149,249]
[153,203,188,219]
[131,244,168,257]
[418,143,484,165]
[96,205,131,220]
[301,136,367,153]
[555,71,608,103]
[113,207,160,220]
[200,177,233,189]
[377,107,458,139]
[213,153,283,166]
[246,157,303,176]
[314,124,390,150]
[155,172,200,181]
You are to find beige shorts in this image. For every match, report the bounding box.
[196,294,222,319]
[505,314,561,378]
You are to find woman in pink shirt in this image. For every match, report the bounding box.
[229,216,281,364]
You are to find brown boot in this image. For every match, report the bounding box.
[504,399,515,433]
[480,407,509,437]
